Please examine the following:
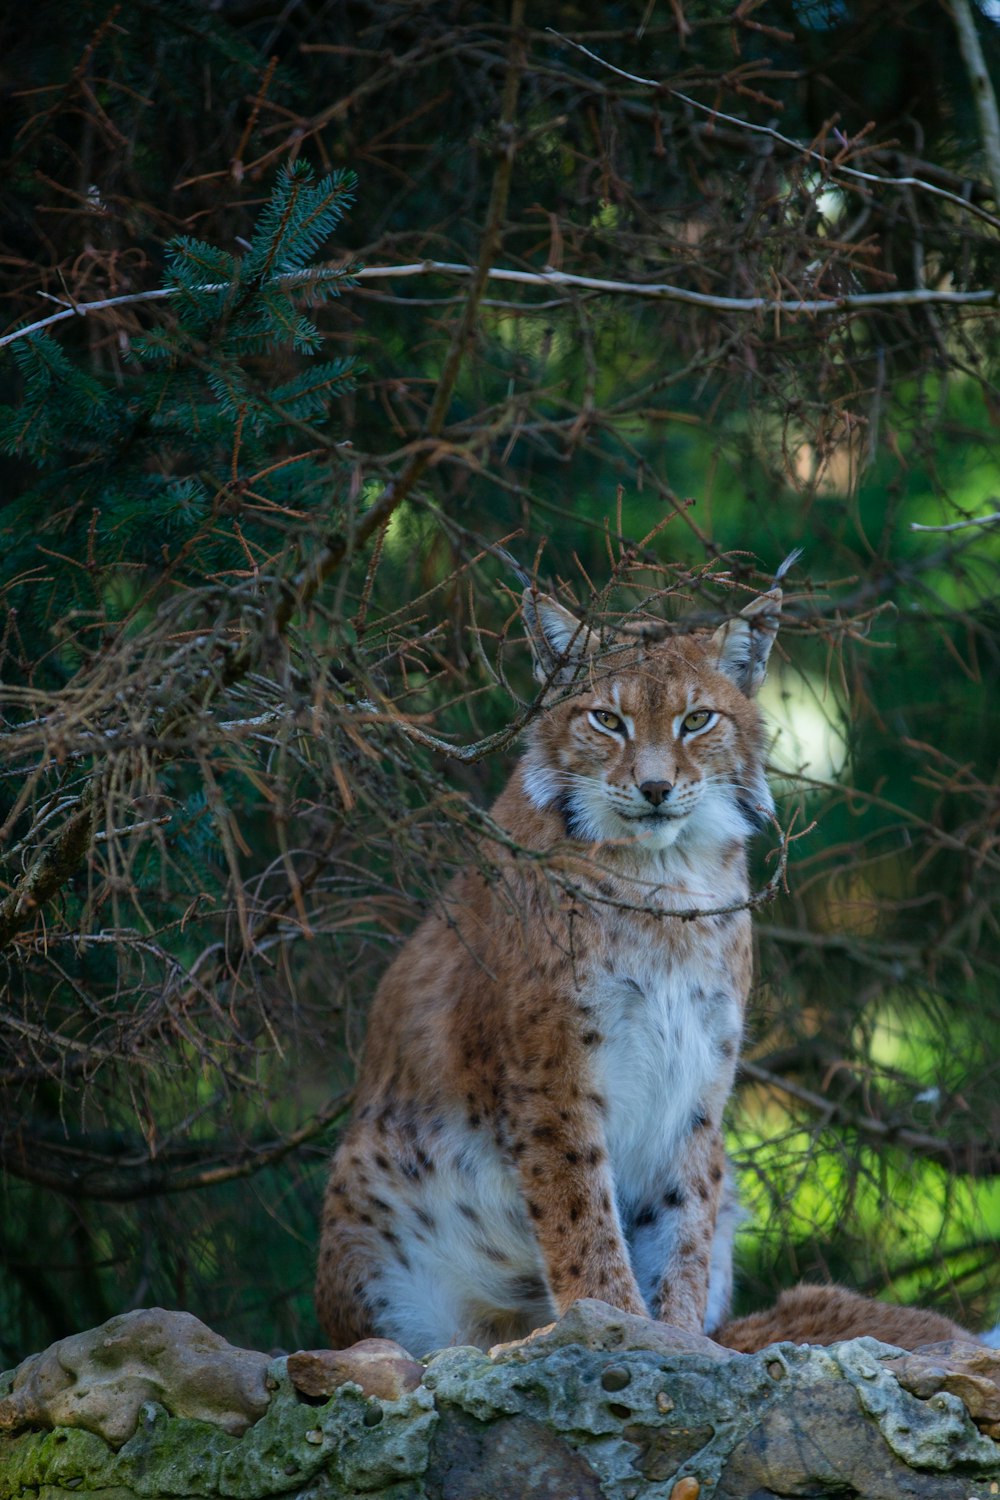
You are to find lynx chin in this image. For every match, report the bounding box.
[316,568,791,1355]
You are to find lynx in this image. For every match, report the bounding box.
[719,1283,977,1352]
[316,572,787,1355]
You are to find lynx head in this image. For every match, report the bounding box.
[520,583,783,856]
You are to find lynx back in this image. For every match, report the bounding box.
[316,579,784,1355]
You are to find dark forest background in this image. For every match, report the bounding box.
[2,0,1000,1361]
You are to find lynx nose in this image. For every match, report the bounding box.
[639,780,672,807]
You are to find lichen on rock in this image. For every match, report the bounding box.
[886,1338,1000,1438]
[2,1298,1000,1499]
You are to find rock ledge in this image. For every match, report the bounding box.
[2,1300,1000,1499]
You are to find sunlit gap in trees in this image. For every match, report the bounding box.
[760,667,849,788]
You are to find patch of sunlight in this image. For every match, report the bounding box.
[850,1156,1000,1271]
[592,199,619,230]
[730,1122,1000,1273]
[907,450,1000,549]
[729,1083,1000,1290]
[728,1122,844,1242]
[759,661,848,785]
[801,171,846,228]
[373,483,415,559]
[817,184,845,227]
[487,311,572,368]
[861,1003,908,1074]
[858,998,983,1095]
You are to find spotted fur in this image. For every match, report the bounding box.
[316,582,784,1354]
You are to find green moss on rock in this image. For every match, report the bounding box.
[3,1301,1000,1499]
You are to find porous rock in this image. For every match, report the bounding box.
[2,1300,1000,1499]
[489,1297,735,1363]
[886,1338,1000,1438]
[0,1307,270,1446]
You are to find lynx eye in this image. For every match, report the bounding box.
[590,709,625,733]
[682,709,714,734]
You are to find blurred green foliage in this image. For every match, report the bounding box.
[1,0,1000,1363]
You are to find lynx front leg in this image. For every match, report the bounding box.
[632,1120,728,1335]
[511,1097,647,1319]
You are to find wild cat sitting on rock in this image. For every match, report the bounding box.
[317,563,794,1356]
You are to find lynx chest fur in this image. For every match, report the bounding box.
[316,579,784,1355]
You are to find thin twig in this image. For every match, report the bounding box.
[739,1060,1000,1177]
[3,261,996,350]
[0,1090,354,1200]
[547,28,1000,230]
[910,510,1000,533]
[948,0,1000,206]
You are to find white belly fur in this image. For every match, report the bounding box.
[591,948,742,1208]
[371,939,743,1351]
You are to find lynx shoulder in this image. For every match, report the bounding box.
[316,576,785,1355]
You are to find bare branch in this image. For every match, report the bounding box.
[2,262,996,352]
[546,27,1000,230]
[949,0,1000,205]
[0,1091,353,1201]
[739,1061,1000,1178]
[910,510,1000,533]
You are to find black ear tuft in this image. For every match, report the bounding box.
[490,543,533,591]
[773,547,803,584]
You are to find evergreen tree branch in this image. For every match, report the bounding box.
[239,0,529,643]
[0,10,528,952]
[0,790,96,949]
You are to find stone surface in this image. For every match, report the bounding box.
[2,1300,1000,1498]
[425,1407,606,1499]
[886,1338,1000,1438]
[287,1341,424,1402]
[715,1344,997,1499]
[0,1308,271,1446]
[488,1298,735,1364]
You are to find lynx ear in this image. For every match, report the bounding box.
[711,588,781,698]
[522,589,599,685]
